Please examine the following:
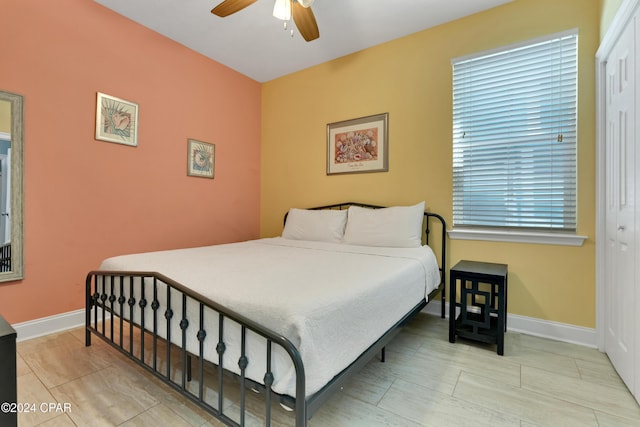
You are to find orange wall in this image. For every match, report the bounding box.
[0,0,262,323]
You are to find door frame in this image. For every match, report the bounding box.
[595,0,639,352]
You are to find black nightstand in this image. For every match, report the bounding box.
[449,260,508,355]
[0,314,17,427]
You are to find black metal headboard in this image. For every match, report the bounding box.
[283,202,447,318]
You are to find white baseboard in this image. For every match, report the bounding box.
[505,313,597,348]
[12,309,86,342]
[14,304,597,349]
[423,301,597,349]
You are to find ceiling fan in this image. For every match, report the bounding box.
[211,0,320,42]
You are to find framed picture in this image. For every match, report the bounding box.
[327,112,389,175]
[95,92,138,146]
[187,139,215,179]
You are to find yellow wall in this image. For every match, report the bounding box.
[260,0,599,328]
[600,0,625,39]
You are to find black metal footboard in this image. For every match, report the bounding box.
[85,203,447,426]
[85,271,307,426]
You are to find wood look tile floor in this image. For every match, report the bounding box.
[15,313,640,427]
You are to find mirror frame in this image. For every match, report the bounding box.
[0,90,24,282]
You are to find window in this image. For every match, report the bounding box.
[451,30,578,241]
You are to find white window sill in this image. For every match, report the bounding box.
[448,228,587,247]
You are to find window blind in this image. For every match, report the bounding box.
[452,31,578,231]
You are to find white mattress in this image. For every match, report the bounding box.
[98,237,441,397]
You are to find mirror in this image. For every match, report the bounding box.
[0,90,24,282]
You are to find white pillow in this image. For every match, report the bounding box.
[342,202,425,248]
[282,208,348,243]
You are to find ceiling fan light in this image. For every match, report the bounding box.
[273,0,291,20]
[297,0,314,7]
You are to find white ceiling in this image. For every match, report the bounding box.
[94,0,512,83]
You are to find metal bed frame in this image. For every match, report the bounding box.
[0,242,11,272]
[85,202,446,426]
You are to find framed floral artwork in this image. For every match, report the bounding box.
[95,92,138,146]
[187,139,215,179]
[326,112,389,175]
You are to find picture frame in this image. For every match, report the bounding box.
[326,112,389,175]
[95,92,139,147]
[187,139,215,179]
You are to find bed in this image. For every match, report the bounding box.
[85,202,446,426]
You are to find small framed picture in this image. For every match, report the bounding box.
[95,92,138,146]
[187,139,215,179]
[327,112,389,175]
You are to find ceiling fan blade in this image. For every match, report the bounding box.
[292,1,319,42]
[211,0,257,17]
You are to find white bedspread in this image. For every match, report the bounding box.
[98,237,441,397]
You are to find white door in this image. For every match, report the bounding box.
[636,8,640,402]
[604,13,637,397]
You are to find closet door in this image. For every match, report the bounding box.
[604,12,636,397]
[635,9,640,402]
